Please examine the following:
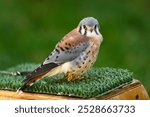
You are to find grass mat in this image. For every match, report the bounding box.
[0,63,133,98]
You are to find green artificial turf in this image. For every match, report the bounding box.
[0,63,133,98]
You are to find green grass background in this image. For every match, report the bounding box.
[0,0,149,95]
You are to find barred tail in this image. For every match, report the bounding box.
[17,63,59,92]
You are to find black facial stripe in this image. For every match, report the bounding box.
[79,26,82,33]
[79,25,88,35]
[95,29,99,35]
[83,25,87,35]
[94,25,99,35]
[84,30,87,35]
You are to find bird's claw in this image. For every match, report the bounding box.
[67,71,73,81]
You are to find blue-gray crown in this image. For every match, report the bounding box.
[79,17,99,27]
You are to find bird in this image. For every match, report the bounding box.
[17,17,103,92]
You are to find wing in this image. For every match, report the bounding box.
[18,28,90,92]
[43,28,90,65]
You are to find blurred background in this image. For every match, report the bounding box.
[0,0,149,95]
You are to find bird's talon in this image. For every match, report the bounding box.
[67,71,73,81]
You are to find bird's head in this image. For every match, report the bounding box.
[78,17,100,36]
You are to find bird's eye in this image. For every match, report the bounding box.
[83,25,87,30]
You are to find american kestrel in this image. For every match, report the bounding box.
[18,17,103,92]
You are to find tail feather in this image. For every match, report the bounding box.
[18,63,59,92]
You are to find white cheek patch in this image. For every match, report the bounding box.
[96,27,100,35]
[86,30,97,37]
[81,26,85,35]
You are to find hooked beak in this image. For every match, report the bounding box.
[88,27,94,32]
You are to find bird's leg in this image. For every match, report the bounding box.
[67,71,73,81]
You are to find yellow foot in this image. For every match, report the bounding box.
[67,71,73,81]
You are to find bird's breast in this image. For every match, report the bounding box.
[68,41,100,75]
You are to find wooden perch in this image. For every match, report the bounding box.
[0,79,149,100]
